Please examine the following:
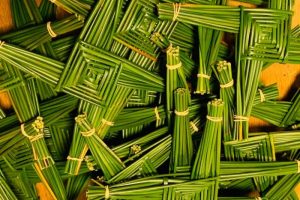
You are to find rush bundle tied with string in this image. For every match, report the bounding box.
[1,0,300,199]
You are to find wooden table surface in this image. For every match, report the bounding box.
[0,0,299,199]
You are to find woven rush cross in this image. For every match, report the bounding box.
[0,0,300,199]
[54,0,167,106]
[60,40,164,106]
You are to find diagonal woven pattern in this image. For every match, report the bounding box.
[61,41,164,106]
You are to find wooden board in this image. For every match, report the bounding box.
[0,0,299,199]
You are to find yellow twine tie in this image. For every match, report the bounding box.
[75,113,87,124]
[154,106,161,121]
[297,160,300,173]
[258,89,265,102]
[81,128,96,137]
[67,156,83,162]
[0,41,5,48]
[102,118,114,126]
[20,124,44,142]
[197,73,211,79]
[256,197,262,200]
[190,121,199,132]
[234,115,249,122]
[173,3,181,21]
[105,185,110,199]
[166,62,182,70]
[40,156,54,169]
[206,115,223,122]
[175,109,189,116]
[49,0,56,3]
[30,134,44,142]
[47,22,57,38]
[220,80,234,88]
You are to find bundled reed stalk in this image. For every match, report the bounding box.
[170,88,193,174]
[166,46,189,122]
[3,0,57,122]
[21,117,67,200]
[83,127,170,172]
[213,61,235,141]
[65,86,133,175]
[192,99,223,179]
[196,2,224,95]
[151,32,196,78]
[0,41,64,87]
[9,0,61,102]
[76,114,125,180]
[0,15,84,51]
[107,135,172,184]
